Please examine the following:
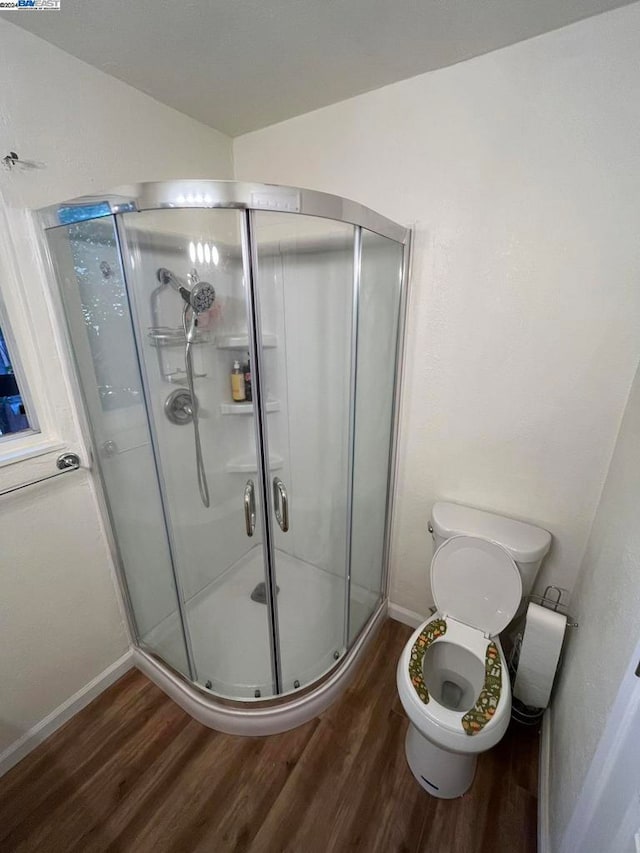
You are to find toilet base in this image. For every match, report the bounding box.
[404,723,477,798]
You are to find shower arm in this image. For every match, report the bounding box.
[150,267,199,330]
[149,268,211,383]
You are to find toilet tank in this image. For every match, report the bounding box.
[430,502,551,597]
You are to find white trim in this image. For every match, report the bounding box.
[0,650,133,778]
[539,708,552,853]
[560,631,640,853]
[0,201,56,445]
[135,602,386,736]
[388,601,427,628]
[0,197,87,491]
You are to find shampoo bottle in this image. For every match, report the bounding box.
[231,360,246,402]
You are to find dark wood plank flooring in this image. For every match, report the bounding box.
[0,619,538,852]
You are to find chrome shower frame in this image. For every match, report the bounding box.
[38,180,408,243]
[38,180,412,732]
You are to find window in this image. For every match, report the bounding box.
[0,322,33,438]
[0,200,79,490]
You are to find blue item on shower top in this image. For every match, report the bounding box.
[57,202,113,225]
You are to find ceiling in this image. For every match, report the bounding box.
[3,0,636,136]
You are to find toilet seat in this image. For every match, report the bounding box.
[407,617,447,704]
[405,615,505,736]
[403,536,520,740]
[461,640,502,735]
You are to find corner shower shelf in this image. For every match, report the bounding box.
[219,400,280,416]
[226,453,283,474]
[216,333,277,350]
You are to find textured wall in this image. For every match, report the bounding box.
[549,359,640,847]
[0,18,233,761]
[234,3,640,614]
[0,21,233,211]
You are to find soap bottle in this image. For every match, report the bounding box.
[231,360,246,402]
[244,353,252,402]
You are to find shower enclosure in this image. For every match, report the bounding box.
[41,181,409,732]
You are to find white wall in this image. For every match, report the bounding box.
[234,3,640,614]
[548,358,640,849]
[0,18,232,761]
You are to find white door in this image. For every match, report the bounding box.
[563,645,640,853]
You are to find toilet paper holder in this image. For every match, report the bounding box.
[528,585,578,628]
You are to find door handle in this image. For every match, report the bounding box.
[244,480,256,536]
[273,477,289,532]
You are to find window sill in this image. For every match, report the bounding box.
[0,433,67,469]
[0,432,82,497]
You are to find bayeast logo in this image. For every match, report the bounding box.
[0,0,61,8]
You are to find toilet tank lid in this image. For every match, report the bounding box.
[430,502,551,563]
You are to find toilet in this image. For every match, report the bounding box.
[396,502,551,799]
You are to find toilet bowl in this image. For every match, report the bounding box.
[396,534,522,798]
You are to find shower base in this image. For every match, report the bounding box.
[134,548,385,735]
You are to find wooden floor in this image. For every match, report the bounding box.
[0,620,538,853]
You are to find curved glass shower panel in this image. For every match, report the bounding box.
[42,180,409,722]
[46,216,190,676]
[117,209,276,698]
[251,211,354,691]
[349,230,404,643]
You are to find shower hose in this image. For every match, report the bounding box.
[182,303,210,508]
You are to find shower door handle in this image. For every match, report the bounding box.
[273,477,289,532]
[244,480,256,537]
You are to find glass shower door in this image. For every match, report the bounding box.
[117,209,278,698]
[349,230,404,642]
[46,216,191,677]
[251,211,355,692]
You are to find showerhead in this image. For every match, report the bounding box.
[189,280,216,313]
[157,267,215,314]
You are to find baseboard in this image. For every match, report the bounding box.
[0,650,134,778]
[539,708,552,853]
[388,602,426,629]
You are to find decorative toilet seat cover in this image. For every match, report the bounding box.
[407,618,503,736]
[408,618,447,704]
[461,642,502,735]
[430,535,522,636]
